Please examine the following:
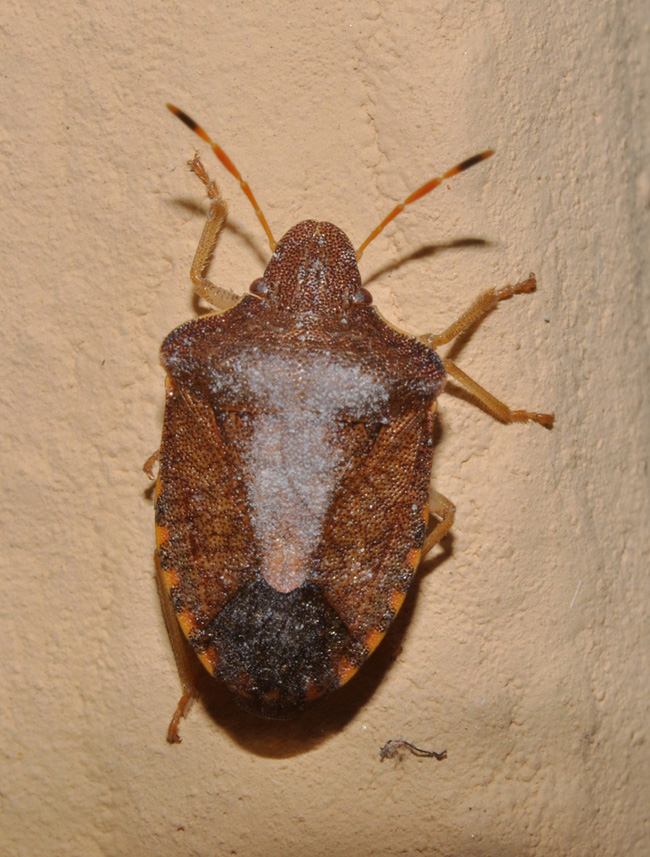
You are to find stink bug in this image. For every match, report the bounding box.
[146,105,553,742]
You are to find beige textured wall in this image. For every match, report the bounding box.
[2,2,648,855]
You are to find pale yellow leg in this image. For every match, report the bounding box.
[187,155,241,311]
[154,551,199,743]
[421,274,537,348]
[143,449,159,479]
[419,274,554,428]
[444,358,554,427]
[422,490,456,558]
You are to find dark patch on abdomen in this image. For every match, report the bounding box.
[210,579,358,717]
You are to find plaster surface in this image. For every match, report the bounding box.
[1,2,648,855]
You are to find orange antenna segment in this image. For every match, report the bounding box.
[167,104,276,251]
[356,150,494,261]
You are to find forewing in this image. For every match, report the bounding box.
[314,407,435,647]
[155,382,259,657]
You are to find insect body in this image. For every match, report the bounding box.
[148,105,553,742]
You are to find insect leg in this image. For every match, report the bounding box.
[142,449,159,479]
[419,274,554,428]
[187,155,241,311]
[421,274,538,348]
[154,551,200,743]
[443,358,554,427]
[422,490,456,558]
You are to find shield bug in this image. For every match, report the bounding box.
[146,105,553,742]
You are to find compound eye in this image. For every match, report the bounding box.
[352,287,373,305]
[250,277,270,297]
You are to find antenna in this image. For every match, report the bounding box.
[167,104,276,250]
[356,150,494,260]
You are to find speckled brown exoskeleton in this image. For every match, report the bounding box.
[145,105,553,743]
